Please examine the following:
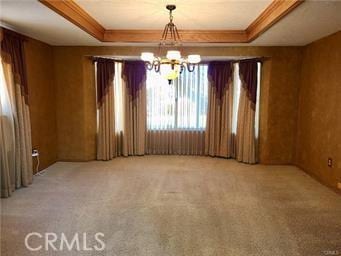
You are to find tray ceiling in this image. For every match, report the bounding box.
[74,0,272,30]
[0,0,340,46]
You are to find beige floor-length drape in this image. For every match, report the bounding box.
[1,29,33,197]
[121,61,146,156]
[95,60,147,159]
[95,58,119,160]
[122,79,146,156]
[97,85,117,160]
[205,61,234,157]
[236,60,258,164]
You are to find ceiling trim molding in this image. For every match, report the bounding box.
[39,0,304,43]
[246,0,304,41]
[39,0,105,41]
[103,30,248,43]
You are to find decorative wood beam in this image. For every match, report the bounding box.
[246,0,304,42]
[39,0,105,41]
[179,30,248,43]
[39,0,304,44]
[104,30,248,43]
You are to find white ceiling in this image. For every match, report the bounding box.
[0,0,340,46]
[75,0,272,30]
[251,0,341,46]
[0,0,99,45]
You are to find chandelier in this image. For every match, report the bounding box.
[140,5,201,82]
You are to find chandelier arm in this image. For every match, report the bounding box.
[154,61,160,73]
[180,64,184,74]
[145,62,154,71]
[187,63,196,72]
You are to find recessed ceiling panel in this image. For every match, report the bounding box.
[0,0,100,45]
[74,0,272,30]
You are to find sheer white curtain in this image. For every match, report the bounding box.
[255,62,261,140]
[112,62,124,155]
[147,65,208,130]
[176,65,208,129]
[0,58,16,196]
[146,65,208,155]
[146,70,176,130]
[114,62,124,134]
[232,63,241,135]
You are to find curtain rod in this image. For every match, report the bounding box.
[90,56,268,63]
[91,56,124,63]
[200,57,267,65]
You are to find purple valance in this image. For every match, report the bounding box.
[122,61,146,100]
[239,60,258,108]
[95,58,115,105]
[1,27,28,104]
[208,61,233,100]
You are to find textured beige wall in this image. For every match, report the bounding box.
[53,48,89,160]
[295,32,341,190]
[53,46,302,164]
[22,30,340,190]
[25,38,57,172]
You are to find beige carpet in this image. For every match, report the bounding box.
[1,156,341,256]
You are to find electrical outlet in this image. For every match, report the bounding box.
[327,158,333,167]
[32,149,39,157]
[337,182,341,190]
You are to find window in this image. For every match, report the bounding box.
[147,64,208,130]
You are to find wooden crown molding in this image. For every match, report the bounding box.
[39,0,304,43]
[103,30,248,43]
[246,0,304,42]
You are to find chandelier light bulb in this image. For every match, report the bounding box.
[141,52,154,62]
[160,63,180,80]
[188,55,201,64]
[166,50,181,61]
